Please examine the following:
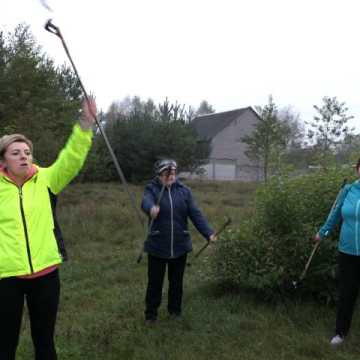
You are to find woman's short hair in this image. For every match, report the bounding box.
[0,134,33,161]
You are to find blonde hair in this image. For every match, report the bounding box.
[0,134,33,161]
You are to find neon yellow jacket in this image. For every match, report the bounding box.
[0,124,92,279]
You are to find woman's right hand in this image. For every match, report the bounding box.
[150,206,160,219]
[79,96,97,131]
[313,233,321,243]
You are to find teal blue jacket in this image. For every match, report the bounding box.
[319,181,360,255]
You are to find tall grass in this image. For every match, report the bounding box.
[16,181,360,359]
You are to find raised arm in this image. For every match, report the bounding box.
[42,98,96,194]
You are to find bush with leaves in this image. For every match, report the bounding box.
[213,169,356,301]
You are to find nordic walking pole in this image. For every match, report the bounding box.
[137,183,167,264]
[294,241,320,286]
[44,19,145,230]
[187,216,231,267]
[292,178,348,289]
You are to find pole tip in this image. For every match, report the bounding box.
[137,255,143,264]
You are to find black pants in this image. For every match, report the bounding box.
[145,254,187,320]
[335,252,360,337]
[0,269,60,360]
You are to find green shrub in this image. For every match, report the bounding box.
[213,169,356,301]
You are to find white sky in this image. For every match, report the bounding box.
[2,0,360,132]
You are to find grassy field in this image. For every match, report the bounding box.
[16,181,360,359]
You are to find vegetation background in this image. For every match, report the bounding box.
[15,181,360,360]
[3,22,360,360]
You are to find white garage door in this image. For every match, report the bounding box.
[214,163,236,180]
[202,163,214,179]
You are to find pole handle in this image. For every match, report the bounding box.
[44,19,61,37]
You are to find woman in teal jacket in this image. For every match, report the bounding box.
[0,98,96,360]
[315,161,360,346]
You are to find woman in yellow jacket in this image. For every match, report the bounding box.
[0,98,96,360]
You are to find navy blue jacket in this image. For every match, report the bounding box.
[141,179,214,259]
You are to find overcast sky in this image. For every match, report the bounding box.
[2,0,360,132]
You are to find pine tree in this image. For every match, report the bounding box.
[0,24,82,165]
[242,96,286,182]
[307,96,354,167]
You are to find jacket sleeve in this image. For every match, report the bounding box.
[141,184,156,215]
[318,185,350,239]
[42,124,93,194]
[187,188,214,240]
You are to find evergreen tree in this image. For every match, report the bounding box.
[82,97,211,182]
[0,24,82,165]
[195,100,215,116]
[242,96,287,182]
[307,96,354,167]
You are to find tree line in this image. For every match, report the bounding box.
[80,97,212,182]
[242,95,356,182]
[1,24,358,182]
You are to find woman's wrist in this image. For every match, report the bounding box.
[79,119,93,131]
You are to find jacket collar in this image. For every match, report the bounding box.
[0,164,37,186]
[151,177,184,189]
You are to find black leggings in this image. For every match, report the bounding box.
[335,252,360,337]
[145,254,187,320]
[0,269,60,360]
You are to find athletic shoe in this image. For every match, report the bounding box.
[330,334,344,346]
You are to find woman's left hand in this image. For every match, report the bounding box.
[79,96,97,130]
[313,233,321,243]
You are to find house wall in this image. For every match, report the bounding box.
[208,108,261,181]
[181,108,262,181]
[210,108,258,162]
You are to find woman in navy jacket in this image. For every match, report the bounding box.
[141,159,215,323]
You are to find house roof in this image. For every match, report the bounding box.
[191,106,258,140]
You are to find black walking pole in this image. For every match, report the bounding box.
[43,19,145,230]
[137,183,167,264]
[187,216,231,267]
[291,241,320,289]
[137,167,174,263]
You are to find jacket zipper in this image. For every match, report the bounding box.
[19,187,34,273]
[356,200,360,255]
[168,187,174,258]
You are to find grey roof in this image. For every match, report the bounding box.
[191,106,257,140]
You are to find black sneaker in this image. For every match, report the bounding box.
[168,313,181,320]
[145,318,157,326]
